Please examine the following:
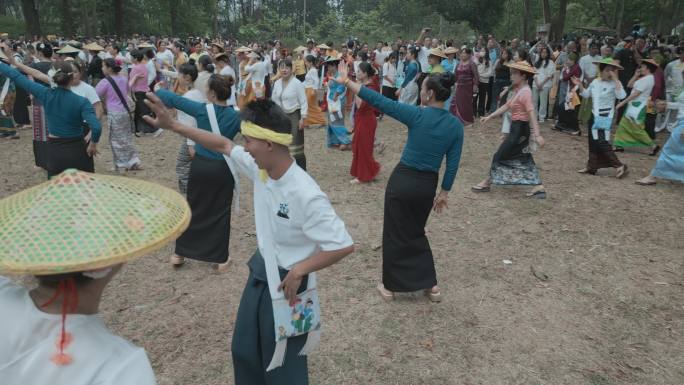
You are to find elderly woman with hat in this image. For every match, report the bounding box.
[427,48,447,74]
[613,58,660,155]
[473,61,547,198]
[0,169,190,384]
[572,57,628,177]
[83,42,105,86]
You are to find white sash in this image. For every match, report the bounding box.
[205,104,240,214]
[256,190,321,371]
[0,78,10,115]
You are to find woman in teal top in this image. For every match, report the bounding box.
[0,60,101,178]
[155,74,240,268]
[334,63,463,303]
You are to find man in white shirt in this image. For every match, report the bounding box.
[143,95,354,385]
[415,28,432,74]
[579,43,601,85]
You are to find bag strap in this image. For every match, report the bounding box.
[205,103,240,215]
[105,76,131,115]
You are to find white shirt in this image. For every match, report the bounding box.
[229,148,354,269]
[179,88,204,146]
[156,49,174,67]
[219,65,237,106]
[145,60,157,86]
[417,46,430,73]
[304,67,319,89]
[664,59,684,97]
[666,88,684,120]
[303,49,317,59]
[533,60,556,89]
[374,49,388,68]
[194,71,212,101]
[245,61,269,96]
[580,79,627,117]
[0,277,156,385]
[271,77,308,118]
[70,81,100,105]
[631,74,655,106]
[382,62,396,88]
[477,61,493,83]
[579,54,601,81]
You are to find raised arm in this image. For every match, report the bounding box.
[0,62,48,103]
[155,88,204,117]
[144,92,233,155]
[9,57,51,84]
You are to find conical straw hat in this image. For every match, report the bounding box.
[0,169,190,275]
[56,45,80,54]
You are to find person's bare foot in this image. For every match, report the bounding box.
[377,283,394,302]
[425,286,441,302]
[170,254,185,267]
[349,178,360,184]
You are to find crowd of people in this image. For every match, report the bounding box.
[0,25,683,385]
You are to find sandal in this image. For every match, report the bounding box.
[615,164,628,179]
[471,185,491,193]
[377,284,394,302]
[635,178,657,186]
[649,145,661,157]
[170,255,185,267]
[526,189,547,199]
[425,288,442,303]
[577,168,596,175]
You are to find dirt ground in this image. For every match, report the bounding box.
[2,114,683,385]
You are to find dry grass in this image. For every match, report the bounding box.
[1,114,683,385]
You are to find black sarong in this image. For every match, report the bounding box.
[586,115,622,172]
[175,154,233,263]
[134,91,155,134]
[46,137,94,179]
[382,163,438,292]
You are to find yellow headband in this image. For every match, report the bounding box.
[240,121,294,182]
[241,121,293,146]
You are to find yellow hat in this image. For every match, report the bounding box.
[0,169,190,275]
[444,47,459,55]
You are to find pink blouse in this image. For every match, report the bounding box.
[507,85,534,122]
[129,63,149,93]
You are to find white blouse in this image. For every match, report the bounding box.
[580,79,627,118]
[304,68,319,90]
[533,61,556,89]
[271,77,308,118]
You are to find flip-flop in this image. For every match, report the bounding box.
[526,190,547,199]
[649,145,661,156]
[635,179,656,186]
[471,185,491,193]
[616,164,628,179]
[376,284,394,302]
[425,289,442,303]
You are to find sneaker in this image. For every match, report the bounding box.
[152,128,164,138]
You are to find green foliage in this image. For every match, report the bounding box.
[0,15,25,37]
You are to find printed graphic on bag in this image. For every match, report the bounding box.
[272,288,321,341]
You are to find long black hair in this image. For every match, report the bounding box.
[535,47,550,69]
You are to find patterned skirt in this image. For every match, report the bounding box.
[108,111,140,169]
[490,120,541,185]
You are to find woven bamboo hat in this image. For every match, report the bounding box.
[316,44,331,50]
[56,45,80,55]
[428,48,447,59]
[294,46,306,53]
[235,46,252,53]
[592,57,624,70]
[505,61,537,74]
[83,42,104,51]
[0,169,191,275]
[137,42,154,49]
[444,47,459,55]
[640,57,659,68]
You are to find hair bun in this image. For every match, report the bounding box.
[440,72,456,88]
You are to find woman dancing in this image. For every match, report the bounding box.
[350,62,381,184]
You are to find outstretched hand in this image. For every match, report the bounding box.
[335,61,349,84]
[143,92,175,130]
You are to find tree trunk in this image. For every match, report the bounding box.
[167,0,177,36]
[541,0,552,24]
[212,0,219,37]
[0,0,6,16]
[522,0,530,42]
[60,0,72,37]
[552,0,568,42]
[113,0,123,37]
[20,0,41,38]
[614,0,625,37]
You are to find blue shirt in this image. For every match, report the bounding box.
[441,58,459,74]
[401,61,419,89]
[156,89,240,160]
[0,63,101,143]
[358,86,463,191]
[327,76,346,102]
